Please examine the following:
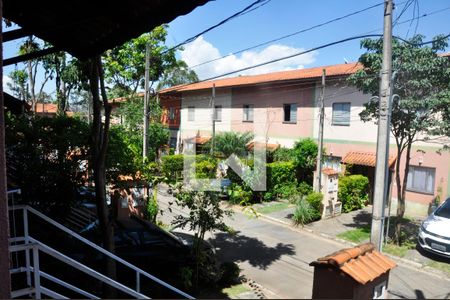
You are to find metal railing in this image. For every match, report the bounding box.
[9,204,194,299]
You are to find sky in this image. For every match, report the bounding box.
[3,0,450,94]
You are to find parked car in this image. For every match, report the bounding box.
[418,197,450,258]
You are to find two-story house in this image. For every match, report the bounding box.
[158,62,450,217]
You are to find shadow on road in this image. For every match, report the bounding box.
[210,231,296,270]
[342,210,371,229]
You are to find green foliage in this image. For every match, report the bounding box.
[338,175,369,213]
[162,154,185,183]
[5,114,90,217]
[156,60,199,91]
[304,192,323,221]
[292,199,315,226]
[206,131,254,158]
[219,262,241,285]
[337,226,371,243]
[266,161,297,200]
[8,69,29,101]
[103,25,177,93]
[179,267,193,290]
[292,138,318,183]
[297,181,313,198]
[146,189,159,223]
[272,147,295,162]
[195,159,218,179]
[227,183,253,206]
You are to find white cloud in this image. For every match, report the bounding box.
[181,36,317,80]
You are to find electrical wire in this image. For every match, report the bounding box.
[164,0,272,54]
[189,1,386,70]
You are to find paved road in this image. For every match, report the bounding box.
[156,188,450,299]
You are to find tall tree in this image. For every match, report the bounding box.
[18,37,52,111]
[103,25,177,96]
[156,60,199,91]
[348,35,450,243]
[7,69,28,101]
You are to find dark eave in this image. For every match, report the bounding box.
[3,0,209,60]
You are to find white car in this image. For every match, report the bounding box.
[418,197,450,258]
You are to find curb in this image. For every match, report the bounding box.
[235,206,450,282]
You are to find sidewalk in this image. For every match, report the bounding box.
[252,201,450,278]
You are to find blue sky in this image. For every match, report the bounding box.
[3,0,450,92]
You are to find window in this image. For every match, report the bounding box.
[214,105,222,121]
[168,107,175,120]
[332,102,351,126]
[407,165,435,194]
[283,103,297,123]
[188,106,195,121]
[323,155,342,172]
[243,104,254,122]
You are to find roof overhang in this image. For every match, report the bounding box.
[3,0,209,60]
[342,151,397,169]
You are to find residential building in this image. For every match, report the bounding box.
[158,62,450,216]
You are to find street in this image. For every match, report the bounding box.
[157,188,450,299]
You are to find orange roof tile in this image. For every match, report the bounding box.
[246,141,280,152]
[184,136,211,145]
[159,62,362,94]
[322,167,339,176]
[342,151,396,169]
[310,243,396,285]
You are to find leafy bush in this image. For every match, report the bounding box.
[195,159,217,179]
[219,262,241,285]
[227,183,253,205]
[205,131,254,158]
[304,192,323,220]
[266,161,297,199]
[161,154,184,183]
[292,199,316,226]
[146,189,159,223]
[272,147,295,162]
[292,138,319,183]
[338,175,369,213]
[298,181,313,197]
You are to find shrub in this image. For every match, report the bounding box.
[161,154,184,183]
[219,262,241,285]
[266,161,297,199]
[304,192,323,220]
[272,147,295,162]
[338,175,369,213]
[292,138,319,184]
[195,159,217,179]
[292,199,316,226]
[298,181,313,197]
[227,183,253,205]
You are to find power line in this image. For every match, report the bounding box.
[164,0,271,54]
[189,1,386,69]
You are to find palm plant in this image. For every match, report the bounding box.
[207,131,254,158]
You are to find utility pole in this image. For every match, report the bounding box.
[210,84,216,155]
[371,0,393,251]
[143,43,150,161]
[314,69,326,193]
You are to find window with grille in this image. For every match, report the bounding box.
[243,104,254,122]
[283,103,297,123]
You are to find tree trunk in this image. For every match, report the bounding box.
[394,142,412,245]
[88,57,116,298]
[27,60,37,112]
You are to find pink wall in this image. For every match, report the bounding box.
[325,141,450,205]
[230,82,315,142]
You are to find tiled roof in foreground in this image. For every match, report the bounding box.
[159,62,362,94]
[310,242,397,285]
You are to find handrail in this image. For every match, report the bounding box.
[9,205,194,299]
[28,237,149,299]
[40,287,68,299]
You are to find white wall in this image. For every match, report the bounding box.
[180,88,232,139]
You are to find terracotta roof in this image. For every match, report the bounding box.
[322,168,339,176]
[342,151,396,169]
[184,136,211,145]
[33,103,74,116]
[246,141,280,152]
[310,243,396,285]
[159,62,362,94]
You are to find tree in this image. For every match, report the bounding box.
[348,35,450,243]
[18,37,52,111]
[156,60,199,91]
[292,138,319,184]
[7,70,29,101]
[103,25,177,96]
[206,131,254,158]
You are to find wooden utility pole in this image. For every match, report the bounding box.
[314,69,326,193]
[143,44,150,161]
[371,0,393,251]
[210,84,216,155]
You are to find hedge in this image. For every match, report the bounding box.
[338,175,369,213]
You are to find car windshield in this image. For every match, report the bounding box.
[434,198,450,219]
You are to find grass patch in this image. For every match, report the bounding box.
[382,243,411,258]
[222,284,251,298]
[255,202,292,214]
[426,261,450,275]
[336,226,370,243]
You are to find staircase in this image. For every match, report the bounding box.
[8,203,193,299]
[65,205,97,232]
